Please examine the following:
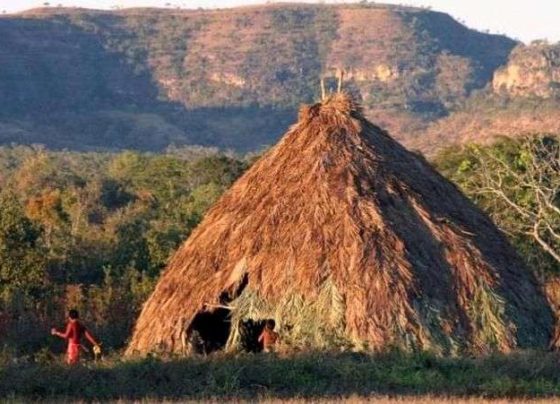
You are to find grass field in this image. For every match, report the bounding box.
[1,351,560,401]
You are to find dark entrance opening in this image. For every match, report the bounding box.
[187,308,231,354]
[186,312,274,354]
[239,319,267,353]
[184,276,281,354]
[186,274,249,355]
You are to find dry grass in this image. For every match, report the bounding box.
[127,93,552,356]
[225,279,350,351]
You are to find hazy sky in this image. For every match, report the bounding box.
[1,0,559,44]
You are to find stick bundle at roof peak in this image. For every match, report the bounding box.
[298,92,362,124]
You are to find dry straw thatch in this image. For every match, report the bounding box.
[545,277,560,349]
[127,93,552,356]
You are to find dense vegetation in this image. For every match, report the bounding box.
[0,145,249,357]
[0,137,557,400]
[435,135,560,279]
[1,134,559,360]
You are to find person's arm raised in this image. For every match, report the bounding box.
[51,323,71,339]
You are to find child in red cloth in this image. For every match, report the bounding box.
[51,309,100,365]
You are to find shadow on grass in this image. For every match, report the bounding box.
[1,351,559,400]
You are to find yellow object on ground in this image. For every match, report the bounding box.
[93,344,101,356]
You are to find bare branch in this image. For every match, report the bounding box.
[531,221,560,264]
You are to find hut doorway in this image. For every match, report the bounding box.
[187,307,232,354]
[186,312,270,354]
[185,274,275,354]
[238,319,267,353]
[186,274,249,354]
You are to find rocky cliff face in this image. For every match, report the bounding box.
[0,4,520,152]
[493,43,560,98]
[413,43,560,156]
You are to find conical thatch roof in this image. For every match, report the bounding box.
[127,94,552,356]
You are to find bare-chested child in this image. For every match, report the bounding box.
[258,319,279,353]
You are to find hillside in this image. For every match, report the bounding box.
[493,42,560,98]
[0,3,517,152]
[416,42,560,155]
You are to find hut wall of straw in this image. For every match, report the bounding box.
[126,94,552,356]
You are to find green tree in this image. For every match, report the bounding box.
[0,193,46,298]
[0,192,52,354]
[435,135,560,278]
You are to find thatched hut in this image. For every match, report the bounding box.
[545,277,560,350]
[127,93,552,356]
